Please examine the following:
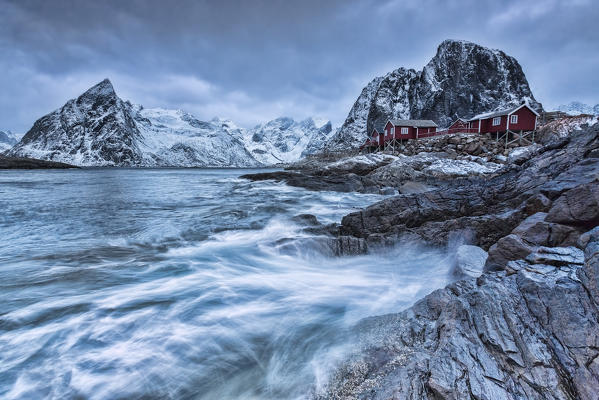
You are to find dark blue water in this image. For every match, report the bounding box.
[0,169,452,399]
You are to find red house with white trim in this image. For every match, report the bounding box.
[384,119,438,140]
[468,102,539,134]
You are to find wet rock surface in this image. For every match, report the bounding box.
[315,231,599,399]
[453,244,487,278]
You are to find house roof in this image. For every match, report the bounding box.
[449,117,468,126]
[389,119,438,128]
[469,103,540,121]
[371,125,385,135]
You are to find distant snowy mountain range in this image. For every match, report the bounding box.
[8,79,334,167]
[555,101,599,116]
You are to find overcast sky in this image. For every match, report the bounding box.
[1,0,598,133]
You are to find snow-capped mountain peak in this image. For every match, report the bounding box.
[84,78,116,98]
[242,116,334,165]
[0,130,20,153]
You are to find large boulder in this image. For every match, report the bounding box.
[512,212,581,247]
[485,234,535,271]
[523,193,552,215]
[507,144,541,165]
[578,226,599,249]
[546,181,599,228]
[525,246,585,266]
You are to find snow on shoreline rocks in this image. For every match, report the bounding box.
[243,132,510,195]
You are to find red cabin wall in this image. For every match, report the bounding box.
[507,107,537,131]
[385,122,393,138]
[370,131,379,147]
[392,125,416,140]
[483,115,508,133]
[416,127,436,138]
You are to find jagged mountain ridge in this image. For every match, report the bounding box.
[328,39,543,151]
[556,101,599,116]
[0,130,20,153]
[9,79,332,167]
[243,117,333,165]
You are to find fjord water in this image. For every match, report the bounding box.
[0,169,452,399]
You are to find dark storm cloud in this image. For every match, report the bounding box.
[1,0,598,133]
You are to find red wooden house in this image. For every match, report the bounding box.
[384,119,438,141]
[448,118,469,133]
[468,102,539,135]
[360,127,384,152]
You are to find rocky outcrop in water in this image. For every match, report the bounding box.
[336,124,599,253]
[327,40,543,151]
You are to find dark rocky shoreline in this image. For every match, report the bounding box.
[0,154,77,169]
[244,124,599,398]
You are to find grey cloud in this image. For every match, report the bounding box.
[1,0,598,133]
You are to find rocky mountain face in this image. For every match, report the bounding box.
[556,101,599,115]
[9,79,331,167]
[0,130,19,153]
[328,40,543,151]
[10,80,145,166]
[130,108,259,167]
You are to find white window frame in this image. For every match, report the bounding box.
[391,126,395,136]
[401,127,409,135]
[492,117,501,126]
[510,114,518,124]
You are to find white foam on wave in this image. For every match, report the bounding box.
[1,169,451,399]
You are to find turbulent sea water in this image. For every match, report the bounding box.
[0,169,453,399]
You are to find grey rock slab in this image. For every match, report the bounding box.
[525,246,584,266]
[453,245,488,278]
